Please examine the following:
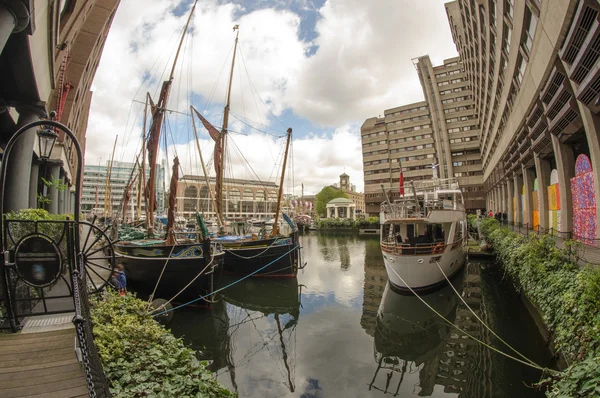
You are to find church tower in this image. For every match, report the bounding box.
[340,173,350,191]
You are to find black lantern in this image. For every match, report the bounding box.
[37,127,58,161]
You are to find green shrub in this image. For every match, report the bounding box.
[90,291,235,397]
[481,222,600,397]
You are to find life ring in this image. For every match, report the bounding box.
[433,243,445,254]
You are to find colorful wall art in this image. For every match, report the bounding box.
[548,169,560,234]
[570,155,597,246]
[533,178,540,230]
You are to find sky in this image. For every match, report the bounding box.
[86,0,458,195]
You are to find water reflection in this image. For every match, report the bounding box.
[168,233,550,398]
[371,278,463,396]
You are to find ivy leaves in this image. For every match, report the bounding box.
[481,221,600,397]
[90,291,235,397]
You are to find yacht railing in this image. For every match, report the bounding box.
[381,237,464,256]
[381,199,465,221]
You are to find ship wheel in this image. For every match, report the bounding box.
[78,218,117,294]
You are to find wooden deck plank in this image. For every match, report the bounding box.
[0,329,74,341]
[0,363,82,383]
[19,385,89,398]
[0,336,74,354]
[0,346,75,361]
[1,376,87,398]
[0,325,92,397]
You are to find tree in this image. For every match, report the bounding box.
[316,186,348,217]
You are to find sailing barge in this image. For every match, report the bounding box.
[114,1,224,301]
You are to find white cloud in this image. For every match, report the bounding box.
[85,0,456,197]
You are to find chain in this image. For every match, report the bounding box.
[72,266,111,397]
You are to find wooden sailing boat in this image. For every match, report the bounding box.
[113,1,224,301]
[191,26,301,278]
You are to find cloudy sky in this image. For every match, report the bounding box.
[86,0,458,195]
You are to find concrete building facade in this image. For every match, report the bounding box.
[0,0,120,214]
[176,175,280,221]
[361,56,485,217]
[446,0,600,243]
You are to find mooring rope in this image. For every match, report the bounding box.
[382,262,557,374]
[224,237,282,259]
[151,244,301,317]
[148,244,177,303]
[436,261,541,368]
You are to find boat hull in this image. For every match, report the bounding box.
[381,244,466,292]
[114,240,223,302]
[220,233,300,277]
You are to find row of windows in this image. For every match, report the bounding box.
[390,134,434,143]
[390,114,430,124]
[443,105,472,114]
[437,78,464,87]
[445,115,476,124]
[451,150,480,157]
[390,143,434,153]
[441,95,470,104]
[452,160,482,167]
[386,105,428,117]
[448,126,478,133]
[450,137,475,144]
[435,69,463,78]
[454,170,483,177]
[389,124,432,134]
[440,87,468,95]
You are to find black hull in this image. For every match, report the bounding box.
[220,233,300,277]
[114,240,223,303]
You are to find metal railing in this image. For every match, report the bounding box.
[382,200,465,221]
[72,265,112,397]
[381,237,463,256]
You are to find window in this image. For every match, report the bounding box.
[515,54,527,85]
[502,23,512,55]
[523,7,538,53]
[505,0,514,20]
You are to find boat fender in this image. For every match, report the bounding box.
[150,299,174,325]
[433,243,445,254]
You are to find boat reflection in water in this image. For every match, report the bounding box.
[169,275,301,396]
[370,267,495,397]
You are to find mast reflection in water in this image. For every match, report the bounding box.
[169,233,552,398]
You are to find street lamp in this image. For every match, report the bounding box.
[37,127,58,161]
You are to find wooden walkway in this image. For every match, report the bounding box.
[0,327,88,397]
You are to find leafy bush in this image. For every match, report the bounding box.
[481,222,600,397]
[90,291,235,397]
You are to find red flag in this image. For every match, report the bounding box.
[399,163,405,195]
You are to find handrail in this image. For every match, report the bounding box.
[381,237,463,256]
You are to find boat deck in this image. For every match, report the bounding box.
[0,314,88,398]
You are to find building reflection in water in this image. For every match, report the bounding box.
[368,264,494,397]
[169,275,302,396]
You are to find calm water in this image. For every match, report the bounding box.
[169,233,554,397]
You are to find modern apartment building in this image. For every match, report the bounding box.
[446,0,600,242]
[361,56,485,217]
[82,160,165,218]
[0,0,120,214]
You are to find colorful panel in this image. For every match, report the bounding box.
[550,169,559,185]
[532,191,539,211]
[571,154,597,245]
[549,210,558,233]
[533,178,538,191]
[556,183,561,210]
[548,185,557,210]
[533,211,540,230]
[557,210,562,233]
[575,154,593,175]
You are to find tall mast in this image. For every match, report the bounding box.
[145,0,197,236]
[272,128,292,236]
[104,135,118,218]
[217,25,240,219]
[139,95,149,221]
[191,106,223,226]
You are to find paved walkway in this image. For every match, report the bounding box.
[0,315,88,398]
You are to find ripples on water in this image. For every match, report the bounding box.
[168,232,554,397]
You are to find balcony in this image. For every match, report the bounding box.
[559,1,599,65]
[532,130,553,157]
[530,116,548,143]
[575,50,600,113]
[548,97,583,140]
[568,19,600,84]
[540,66,565,105]
[545,82,573,122]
